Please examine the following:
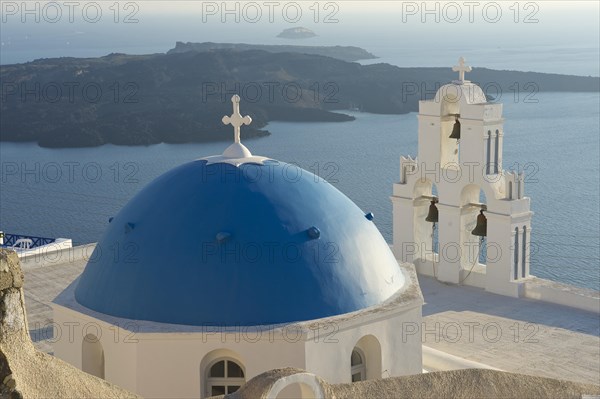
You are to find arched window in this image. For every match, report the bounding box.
[351,348,366,382]
[206,358,245,397]
[82,334,104,379]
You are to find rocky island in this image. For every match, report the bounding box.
[277,27,317,39]
[1,43,598,148]
[167,41,377,62]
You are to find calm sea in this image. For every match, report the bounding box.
[1,4,599,289]
[0,92,598,290]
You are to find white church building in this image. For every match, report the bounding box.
[52,58,533,398]
[53,95,423,398]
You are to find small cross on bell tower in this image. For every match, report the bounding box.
[452,57,472,83]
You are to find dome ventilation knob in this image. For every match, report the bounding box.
[216,232,231,244]
[307,226,321,240]
[124,222,135,234]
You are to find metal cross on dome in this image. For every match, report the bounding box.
[222,95,252,144]
[452,57,472,83]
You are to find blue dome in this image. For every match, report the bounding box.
[75,159,405,326]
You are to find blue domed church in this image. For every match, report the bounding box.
[53,96,423,399]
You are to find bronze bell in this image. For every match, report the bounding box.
[471,210,487,237]
[425,200,439,223]
[449,117,461,140]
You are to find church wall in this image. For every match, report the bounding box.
[52,304,139,393]
[392,196,416,263]
[417,115,441,166]
[381,306,423,377]
[304,305,422,383]
[134,331,306,399]
[52,305,82,370]
[54,269,423,399]
[54,305,422,399]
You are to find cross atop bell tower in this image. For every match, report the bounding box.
[452,56,472,83]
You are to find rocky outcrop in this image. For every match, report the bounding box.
[167,42,375,61]
[225,367,600,399]
[0,249,139,398]
[2,48,598,148]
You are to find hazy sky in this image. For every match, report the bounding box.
[1,1,598,74]
[102,1,600,46]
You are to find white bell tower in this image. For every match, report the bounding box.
[391,57,533,297]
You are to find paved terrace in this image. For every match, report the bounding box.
[21,258,600,386]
